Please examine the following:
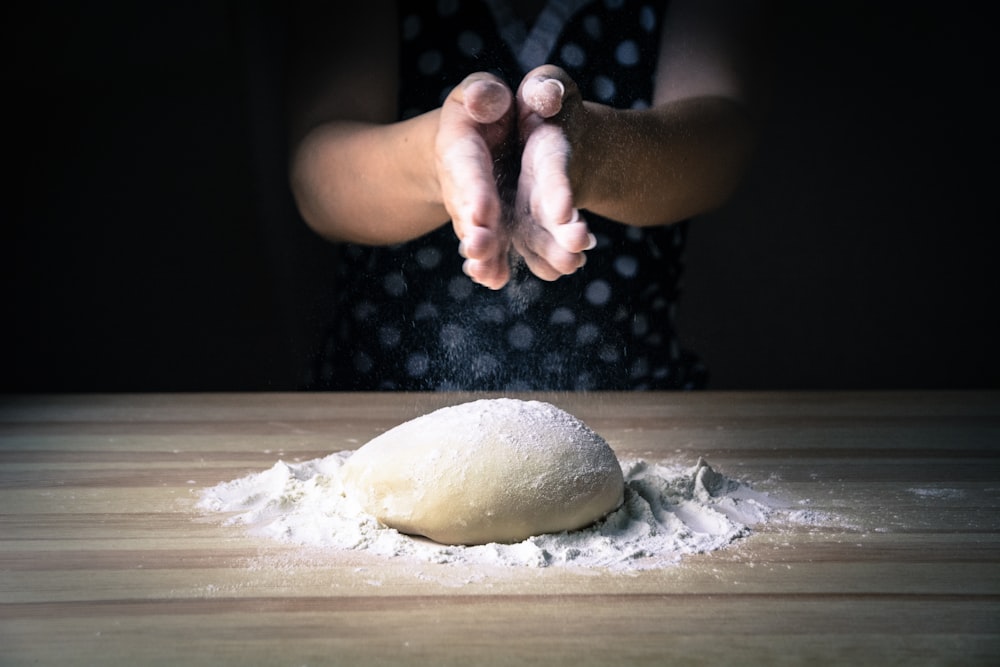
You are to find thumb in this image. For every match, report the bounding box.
[521,76,565,118]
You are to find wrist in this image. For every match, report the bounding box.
[569,103,631,215]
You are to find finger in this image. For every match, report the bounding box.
[523,124,595,254]
[463,255,511,290]
[451,196,510,289]
[547,208,596,254]
[512,228,585,282]
[513,205,587,278]
[520,76,565,119]
[516,65,579,127]
[462,222,512,289]
[462,77,513,124]
[455,204,511,290]
[512,236,562,282]
[457,223,504,261]
[439,73,515,282]
[439,139,501,233]
[541,218,594,256]
[449,72,514,151]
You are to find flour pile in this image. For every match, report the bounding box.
[198,454,788,571]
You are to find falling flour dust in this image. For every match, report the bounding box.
[198,452,824,571]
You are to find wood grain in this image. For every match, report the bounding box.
[2,391,999,666]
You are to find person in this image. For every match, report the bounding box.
[286,0,771,391]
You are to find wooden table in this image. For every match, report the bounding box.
[2,391,999,665]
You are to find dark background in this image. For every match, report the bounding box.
[4,1,997,392]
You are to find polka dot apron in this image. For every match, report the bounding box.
[307,0,707,391]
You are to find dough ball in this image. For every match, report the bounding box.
[340,398,624,546]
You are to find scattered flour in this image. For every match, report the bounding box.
[908,487,966,500]
[198,454,805,571]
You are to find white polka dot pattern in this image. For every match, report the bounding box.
[507,322,535,350]
[415,246,442,269]
[614,255,639,278]
[447,276,473,301]
[615,40,640,66]
[383,272,406,297]
[585,279,612,306]
[549,307,576,325]
[592,75,615,101]
[406,352,430,378]
[560,42,586,67]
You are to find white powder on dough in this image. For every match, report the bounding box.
[339,399,625,546]
[198,453,813,571]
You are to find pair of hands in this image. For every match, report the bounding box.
[435,65,597,290]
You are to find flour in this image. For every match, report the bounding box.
[198,452,808,571]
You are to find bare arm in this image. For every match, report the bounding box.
[287,1,424,243]
[594,0,772,224]
[515,0,774,268]
[286,1,516,288]
[287,0,773,287]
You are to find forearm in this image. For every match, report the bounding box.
[289,112,449,245]
[573,95,757,227]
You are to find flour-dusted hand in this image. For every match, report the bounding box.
[513,66,596,281]
[437,73,517,290]
[288,0,772,391]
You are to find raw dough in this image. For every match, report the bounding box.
[339,398,624,545]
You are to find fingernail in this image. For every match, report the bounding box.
[544,78,565,97]
[568,208,580,224]
[585,233,597,250]
[458,240,468,258]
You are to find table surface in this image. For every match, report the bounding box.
[2,391,999,666]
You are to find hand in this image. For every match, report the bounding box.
[512,66,596,281]
[435,73,516,290]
